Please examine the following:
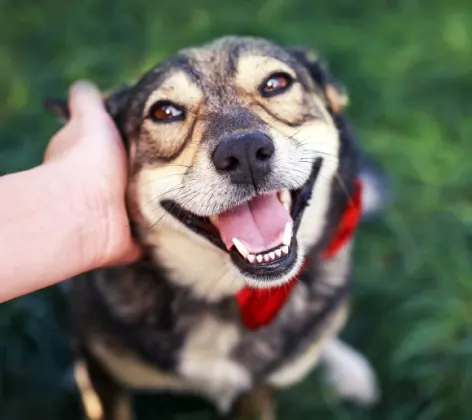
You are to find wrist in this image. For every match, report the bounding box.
[0,162,107,300]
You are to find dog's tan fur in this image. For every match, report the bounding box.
[48,36,382,420]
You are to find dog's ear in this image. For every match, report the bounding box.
[288,46,349,115]
[44,85,132,125]
[43,97,70,124]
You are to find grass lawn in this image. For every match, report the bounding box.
[1,0,472,419]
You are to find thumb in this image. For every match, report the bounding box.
[68,81,119,140]
[69,80,106,119]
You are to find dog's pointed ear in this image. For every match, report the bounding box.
[44,85,132,125]
[43,97,70,123]
[288,46,349,115]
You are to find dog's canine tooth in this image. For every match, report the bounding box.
[209,215,219,226]
[281,245,289,255]
[278,189,292,210]
[247,254,256,263]
[275,249,282,258]
[282,222,292,246]
[232,238,249,258]
[269,251,276,260]
[256,255,263,263]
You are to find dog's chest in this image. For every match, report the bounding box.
[78,249,351,407]
[87,280,344,399]
[88,317,251,409]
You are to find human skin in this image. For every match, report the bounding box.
[0,81,141,303]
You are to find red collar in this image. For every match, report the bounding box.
[236,179,363,330]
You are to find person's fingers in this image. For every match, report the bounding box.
[68,81,121,141]
[68,80,107,120]
[120,241,144,264]
[102,238,143,267]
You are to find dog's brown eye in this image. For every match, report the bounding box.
[149,101,185,122]
[260,72,293,97]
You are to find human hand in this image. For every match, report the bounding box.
[43,81,141,268]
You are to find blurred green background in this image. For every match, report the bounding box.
[1,0,472,419]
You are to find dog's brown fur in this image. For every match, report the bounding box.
[48,36,383,420]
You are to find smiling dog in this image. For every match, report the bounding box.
[47,36,387,420]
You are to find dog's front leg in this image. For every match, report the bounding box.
[73,344,134,420]
[319,337,380,406]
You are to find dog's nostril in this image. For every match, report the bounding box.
[221,156,239,171]
[256,145,274,161]
[212,131,275,185]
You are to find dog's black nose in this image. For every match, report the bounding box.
[212,131,275,186]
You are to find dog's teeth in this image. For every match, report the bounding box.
[278,189,292,209]
[269,251,276,260]
[263,254,271,262]
[256,255,263,263]
[275,249,282,258]
[209,215,219,226]
[282,222,293,246]
[232,238,249,258]
[247,254,256,263]
[281,245,289,255]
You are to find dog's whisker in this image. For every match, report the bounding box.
[138,172,188,187]
[334,173,357,206]
[148,189,190,230]
[141,185,184,210]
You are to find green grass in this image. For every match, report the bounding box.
[1,0,472,419]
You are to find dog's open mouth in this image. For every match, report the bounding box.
[162,158,322,280]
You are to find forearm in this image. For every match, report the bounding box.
[0,162,103,302]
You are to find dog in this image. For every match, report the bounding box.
[46,36,388,420]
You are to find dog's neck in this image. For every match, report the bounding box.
[146,226,246,301]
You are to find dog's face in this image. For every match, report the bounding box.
[50,36,350,293]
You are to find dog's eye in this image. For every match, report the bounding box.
[149,101,185,122]
[260,72,293,97]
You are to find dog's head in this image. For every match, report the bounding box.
[48,36,356,296]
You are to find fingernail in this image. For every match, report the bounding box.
[70,80,98,97]
[69,80,106,118]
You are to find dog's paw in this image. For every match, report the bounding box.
[320,338,380,406]
[180,358,252,413]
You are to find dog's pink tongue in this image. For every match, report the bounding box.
[216,193,291,253]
